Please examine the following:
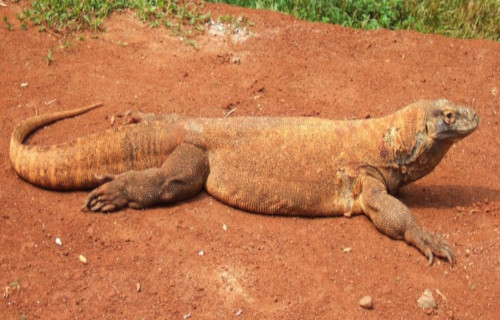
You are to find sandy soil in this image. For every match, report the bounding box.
[1,1,499,319]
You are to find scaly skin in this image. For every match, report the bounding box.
[10,103,183,189]
[10,99,479,265]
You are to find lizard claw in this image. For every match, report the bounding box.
[445,250,455,265]
[405,226,456,266]
[122,110,134,126]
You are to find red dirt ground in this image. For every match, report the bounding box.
[1,1,499,319]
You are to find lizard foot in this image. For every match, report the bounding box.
[123,110,156,126]
[405,226,456,266]
[82,174,132,212]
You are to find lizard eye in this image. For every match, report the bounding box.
[442,110,455,124]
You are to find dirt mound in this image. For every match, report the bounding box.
[1,2,498,319]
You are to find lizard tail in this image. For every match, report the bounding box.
[9,103,103,189]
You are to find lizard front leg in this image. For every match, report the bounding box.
[83,144,209,212]
[359,176,455,265]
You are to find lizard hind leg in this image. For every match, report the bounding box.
[83,144,209,212]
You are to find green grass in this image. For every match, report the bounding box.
[3,15,14,30]
[15,1,255,48]
[45,45,54,65]
[18,0,212,41]
[207,0,500,41]
[405,0,500,41]
[12,0,500,41]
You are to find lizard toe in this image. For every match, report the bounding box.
[122,110,134,126]
[87,195,125,213]
[405,226,456,266]
[100,204,118,212]
[89,200,106,212]
[446,250,456,265]
[83,180,129,213]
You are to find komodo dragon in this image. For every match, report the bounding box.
[10,99,479,265]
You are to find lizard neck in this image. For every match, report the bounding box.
[398,138,453,186]
[375,103,452,192]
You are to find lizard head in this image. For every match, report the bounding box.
[387,99,479,189]
[425,99,479,142]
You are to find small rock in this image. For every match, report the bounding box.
[343,247,352,253]
[235,308,243,316]
[359,295,373,309]
[136,282,141,292]
[492,87,498,96]
[55,237,62,246]
[417,289,436,309]
[20,83,29,88]
[198,250,205,256]
[79,254,88,264]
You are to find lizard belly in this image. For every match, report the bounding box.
[205,149,359,217]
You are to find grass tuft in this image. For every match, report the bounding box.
[17,0,213,41]
[3,15,14,30]
[45,45,54,65]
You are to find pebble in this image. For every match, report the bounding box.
[79,254,88,264]
[359,295,373,309]
[492,87,498,96]
[417,289,436,310]
[55,237,62,246]
[232,56,241,65]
